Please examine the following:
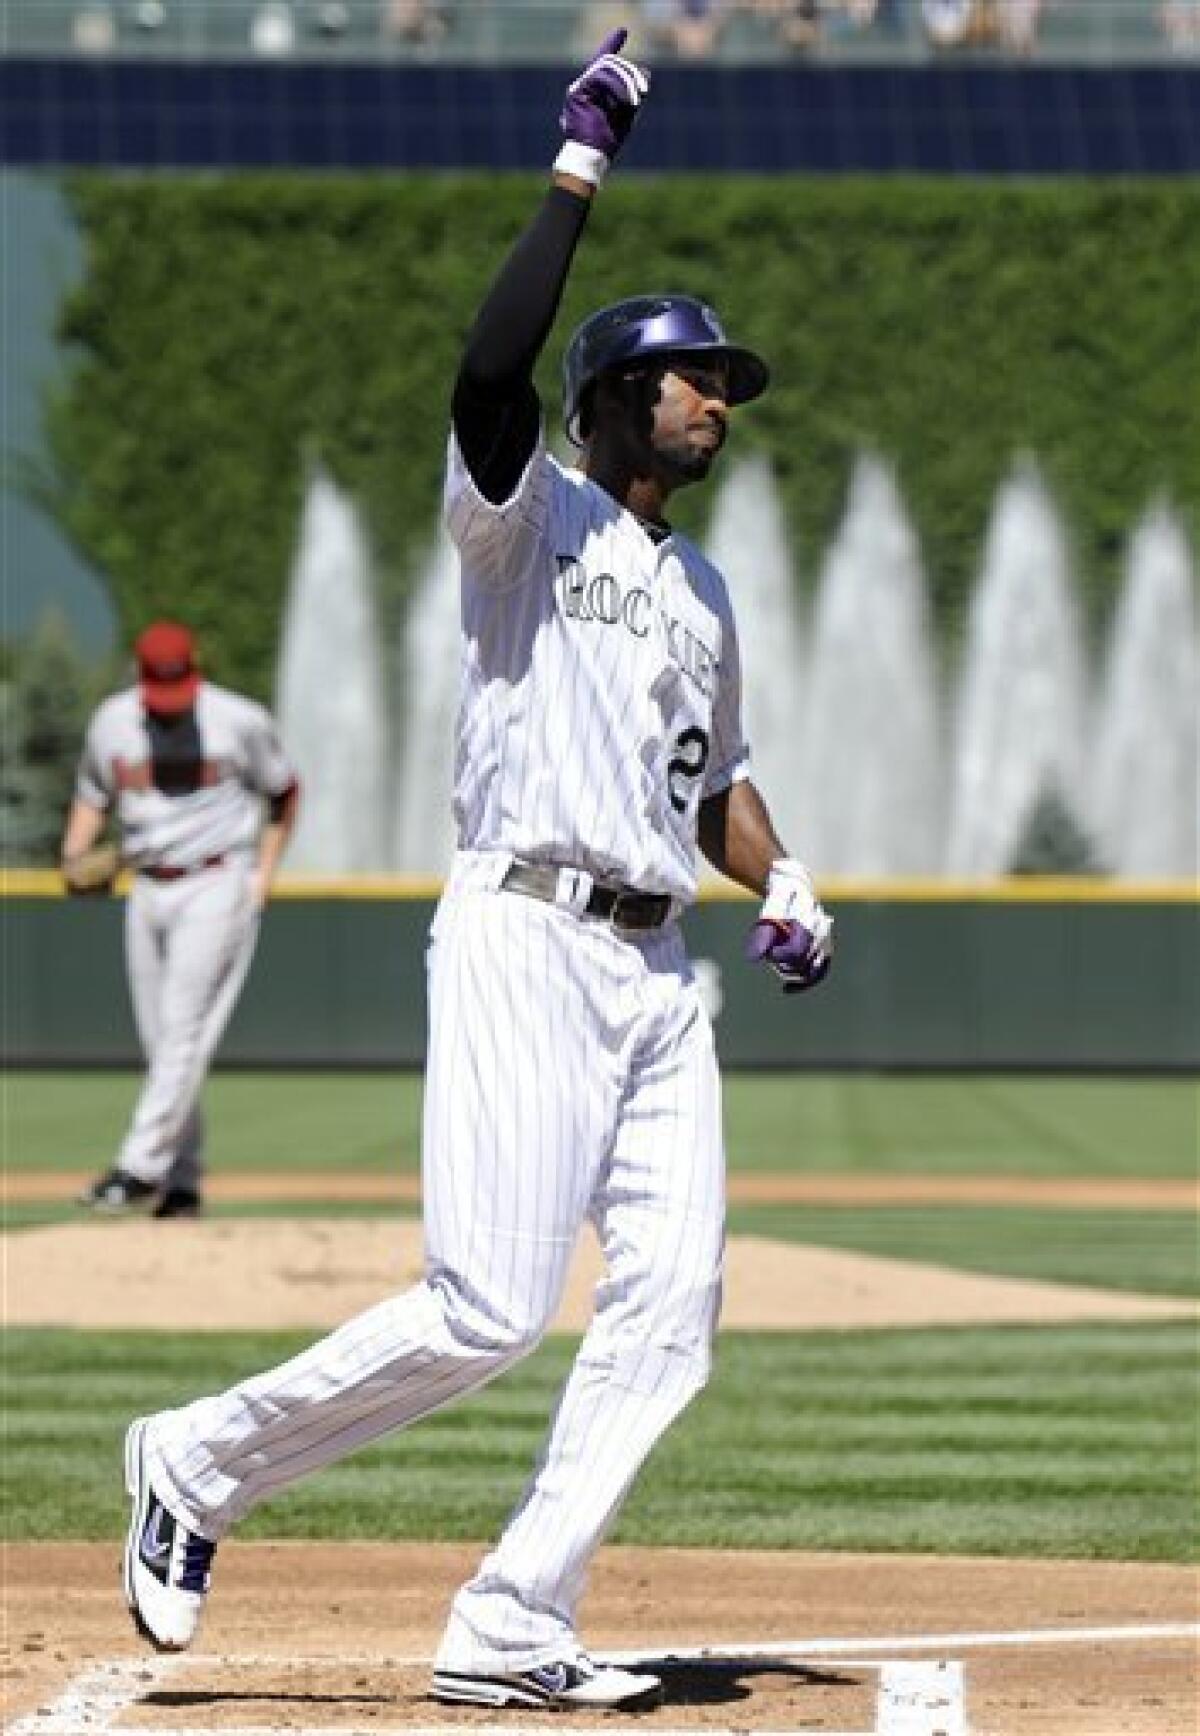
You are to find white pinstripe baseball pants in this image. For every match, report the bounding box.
[144,875,725,1672]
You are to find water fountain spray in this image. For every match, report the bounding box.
[946,458,1088,878]
[703,453,809,862]
[275,465,390,871]
[1089,500,1198,879]
[800,454,943,876]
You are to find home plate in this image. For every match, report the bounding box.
[874,1661,966,1735]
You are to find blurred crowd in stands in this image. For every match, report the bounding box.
[34,0,1200,62]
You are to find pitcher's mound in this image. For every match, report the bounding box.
[5,1218,1194,1331]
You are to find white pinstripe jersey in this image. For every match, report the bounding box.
[444,427,750,904]
[75,682,296,870]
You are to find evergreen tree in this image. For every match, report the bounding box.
[0,611,116,865]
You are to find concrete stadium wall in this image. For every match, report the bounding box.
[6,882,1197,1070]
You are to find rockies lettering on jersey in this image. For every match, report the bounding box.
[556,557,718,698]
[445,428,749,901]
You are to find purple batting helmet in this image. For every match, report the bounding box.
[562,294,769,445]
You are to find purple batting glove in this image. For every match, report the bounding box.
[746,917,832,995]
[557,28,650,182]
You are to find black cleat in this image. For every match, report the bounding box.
[152,1189,203,1219]
[77,1169,158,1213]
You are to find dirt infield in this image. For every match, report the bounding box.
[6,1171,1197,1209]
[5,1542,1197,1735]
[7,1216,1197,1334]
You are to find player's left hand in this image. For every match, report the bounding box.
[746,859,834,994]
[249,865,272,912]
[557,28,650,185]
[61,841,121,897]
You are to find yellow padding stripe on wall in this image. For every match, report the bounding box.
[5,868,1197,905]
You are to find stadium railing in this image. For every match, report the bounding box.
[2,0,1195,65]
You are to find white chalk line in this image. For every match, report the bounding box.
[6,1655,177,1735]
[605,1620,1200,1663]
[78,1620,1195,1672]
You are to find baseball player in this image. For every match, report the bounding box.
[120,30,832,1711]
[64,620,300,1218]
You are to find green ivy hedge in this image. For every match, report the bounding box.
[45,174,1199,700]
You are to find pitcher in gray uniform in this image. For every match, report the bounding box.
[116,28,832,1711]
[64,620,300,1219]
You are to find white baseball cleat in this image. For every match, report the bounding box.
[123,1417,216,1650]
[431,1653,664,1710]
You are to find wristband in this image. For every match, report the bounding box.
[766,857,815,902]
[553,141,610,187]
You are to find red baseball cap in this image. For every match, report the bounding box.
[135,620,201,714]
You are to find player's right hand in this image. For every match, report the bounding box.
[746,917,832,994]
[556,28,650,186]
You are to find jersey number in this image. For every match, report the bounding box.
[667,726,710,814]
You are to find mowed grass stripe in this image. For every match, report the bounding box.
[0,1198,423,1230]
[4,1322,1195,1561]
[6,1071,422,1175]
[728,1204,1200,1297]
[8,1071,1198,1176]
[721,1071,1199,1175]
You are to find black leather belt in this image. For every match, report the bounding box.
[501,862,672,932]
[140,855,226,882]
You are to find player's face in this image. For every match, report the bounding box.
[645,359,731,483]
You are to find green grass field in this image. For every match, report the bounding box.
[4,1069,1197,1563]
[728,1205,1200,1296]
[4,1322,1196,1560]
[7,1069,1198,1175]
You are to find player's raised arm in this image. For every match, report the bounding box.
[451,28,649,503]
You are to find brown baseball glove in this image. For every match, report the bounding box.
[62,841,122,896]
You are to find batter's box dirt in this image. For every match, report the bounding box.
[122,1659,400,1728]
[118,1657,874,1732]
[6,1544,1199,1736]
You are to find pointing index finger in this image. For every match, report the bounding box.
[597,26,628,56]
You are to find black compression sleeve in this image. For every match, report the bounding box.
[452,184,591,504]
[267,779,299,824]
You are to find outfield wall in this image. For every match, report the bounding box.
[5,881,1197,1071]
[5,62,1199,173]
